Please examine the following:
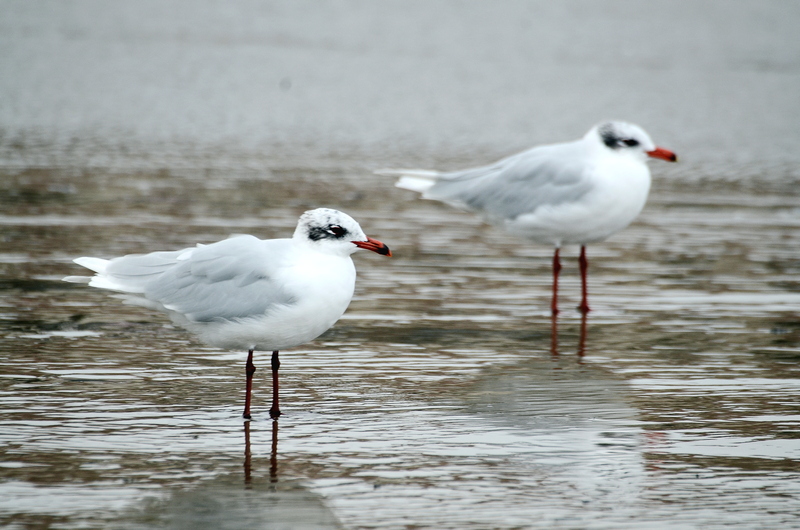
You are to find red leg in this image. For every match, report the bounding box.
[269,350,282,419]
[243,349,256,420]
[551,248,562,316]
[578,245,590,314]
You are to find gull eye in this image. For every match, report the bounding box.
[327,225,346,237]
[621,138,640,147]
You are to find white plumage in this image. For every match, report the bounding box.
[64,208,392,418]
[380,121,676,314]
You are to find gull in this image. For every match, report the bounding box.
[64,208,391,419]
[379,121,676,315]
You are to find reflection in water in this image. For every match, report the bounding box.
[270,420,279,484]
[1,164,799,526]
[243,422,252,486]
[117,421,340,529]
[578,314,587,358]
[429,342,647,523]
[244,420,279,486]
[550,312,588,359]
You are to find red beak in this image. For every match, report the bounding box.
[353,237,392,256]
[646,146,677,162]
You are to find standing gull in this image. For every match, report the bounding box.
[379,121,675,314]
[64,208,391,419]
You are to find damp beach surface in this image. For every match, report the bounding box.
[2,1,800,528]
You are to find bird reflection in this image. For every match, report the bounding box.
[550,312,588,359]
[270,420,279,483]
[243,420,280,487]
[243,422,252,486]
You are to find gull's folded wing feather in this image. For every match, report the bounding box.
[424,142,595,221]
[90,236,296,323]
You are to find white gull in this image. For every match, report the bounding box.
[379,121,676,315]
[64,208,392,419]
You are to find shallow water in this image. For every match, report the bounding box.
[2,162,799,528]
[2,1,800,529]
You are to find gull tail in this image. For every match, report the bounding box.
[62,275,92,284]
[73,257,109,274]
[63,257,109,285]
[375,168,441,194]
[63,257,129,291]
[65,248,191,294]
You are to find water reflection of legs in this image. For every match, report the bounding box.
[243,420,280,486]
[270,420,279,483]
[550,313,559,357]
[549,312,589,358]
[243,421,252,487]
[577,311,588,359]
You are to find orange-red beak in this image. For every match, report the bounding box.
[646,146,677,162]
[353,237,392,256]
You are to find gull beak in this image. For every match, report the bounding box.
[353,237,392,256]
[646,147,677,162]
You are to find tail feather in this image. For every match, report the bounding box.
[67,247,191,293]
[376,168,440,194]
[65,256,129,291]
[64,257,116,287]
[87,276,137,292]
[73,257,109,273]
[63,275,92,284]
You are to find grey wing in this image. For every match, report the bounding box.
[425,143,594,221]
[125,236,295,323]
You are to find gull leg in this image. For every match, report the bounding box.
[243,349,256,420]
[551,248,562,316]
[578,245,590,314]
[269,350,282,419]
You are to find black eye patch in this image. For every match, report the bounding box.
[621,138,640,147]
[327,225,347,237]
[306,224,348,241]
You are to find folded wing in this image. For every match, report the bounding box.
[425,143,595,222]
[71,236,297,323]
[385,142,595,223]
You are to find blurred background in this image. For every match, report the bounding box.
[1,1,799,528]
[2,0,799,169]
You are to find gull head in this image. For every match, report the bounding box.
[294,208,392,257]
[591,121,677,162]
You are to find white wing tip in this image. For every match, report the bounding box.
[68,257,130,291]
[395,175,437,194]
[87,277,128,291]
[73,257,109,273]
[63,275,91,284]
[375,168,439,177]
[376,168,440,193]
